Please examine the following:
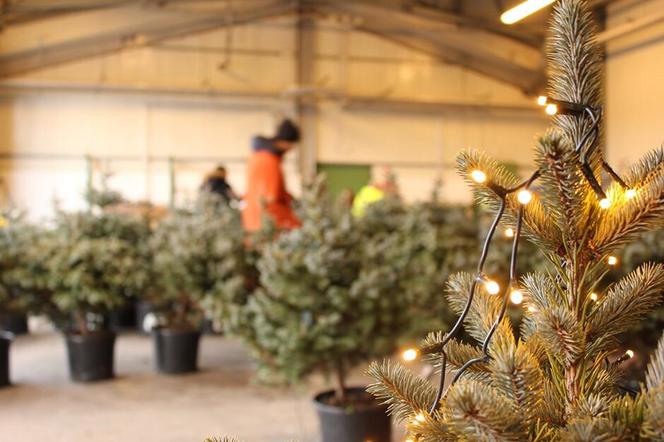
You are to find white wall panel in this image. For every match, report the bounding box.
[0,14,551,218]
[606,0,664,169]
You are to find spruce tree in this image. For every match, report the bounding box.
[150,194,248,330]
[243,176,412,400]
[368,1,664,440]
[0,212,47,316]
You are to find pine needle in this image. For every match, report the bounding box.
[366,360,437,424]
[588,263,664,354]
[445,380,527,441]
[535,131,587,243]
[488,339,545,421]
[646,331,664,390]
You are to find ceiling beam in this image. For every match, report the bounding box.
[0,0,133,28]
[0,80,541,116]
[0,0,295,78]
[588,0,619,7]
[310,0,544,49]
[408,3,544,48]
[365,28,544,94]
[314,1,545,94]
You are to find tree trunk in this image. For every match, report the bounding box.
[74,310,88,335]
[334,359,347,404]
[566,364,579,407]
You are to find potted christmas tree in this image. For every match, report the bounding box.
[0,211,49,335]
[46,209,149,382]
[242,177,412,442]
[149,195,247,374]
[0,212,54,387]
[84,178,143,331]
[368,1,664,439]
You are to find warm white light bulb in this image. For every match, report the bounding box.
[607,255,618,266]
[589,292,598,302]
[470,169,487,184]
[537,95,548,106]
[510,289,524,305]
[527,305,537,313]
[414,413,426,423]
[402,348,418,362]
[517,189,533,205]
[626,349,635,359]
[599,198,611,209]
[485,280,501,295]
[545,103,558,115]
[504,227,515,238]
[500,0,557,25]
[626,188,636,199]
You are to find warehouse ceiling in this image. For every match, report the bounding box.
[0,0,616,94]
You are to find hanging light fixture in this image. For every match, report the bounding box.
[501,0,557,25]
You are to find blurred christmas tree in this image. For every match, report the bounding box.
[242,176,412,400]
[47,209,151,333]
[0,210,50,317]
[150,194,249,331]
[368,1,664,439]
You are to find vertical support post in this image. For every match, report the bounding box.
[168,156,176,209]
[85,154,94,210]
[295,5,318,181]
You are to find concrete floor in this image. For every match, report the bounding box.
[0,332,405,442]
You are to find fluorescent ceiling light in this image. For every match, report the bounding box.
[500,0,557,25]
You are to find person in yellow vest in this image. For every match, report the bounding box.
[352,167,398,217]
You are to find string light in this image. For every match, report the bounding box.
[510,289,524,305]
[414,413,426,423]
[517,189,533,205]
[484,279,501,295]
[625,188,636,199]
[615,349,636,365]
[538,95,628,204]
[589,292,598,302]
[402,348,418,362]
[545,103,558,115]
[427,95,631,415]
[470,169,487,184]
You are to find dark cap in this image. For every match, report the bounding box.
[274,119,300,142]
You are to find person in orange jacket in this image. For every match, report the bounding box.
[242,119,301,232]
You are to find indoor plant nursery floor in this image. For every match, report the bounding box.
[0,331,407,442]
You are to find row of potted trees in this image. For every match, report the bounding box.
[6,177,655,441]
[0,193,248,383]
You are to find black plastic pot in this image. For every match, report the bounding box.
[109,299,138,332]
[314,387,391,442]
[153,328,201,374]
[65,331,116,382]
[0,312,28,335]
[0,332,12,387]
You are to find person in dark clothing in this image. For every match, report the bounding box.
[201,165,238,205]
[242,119,301,231]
